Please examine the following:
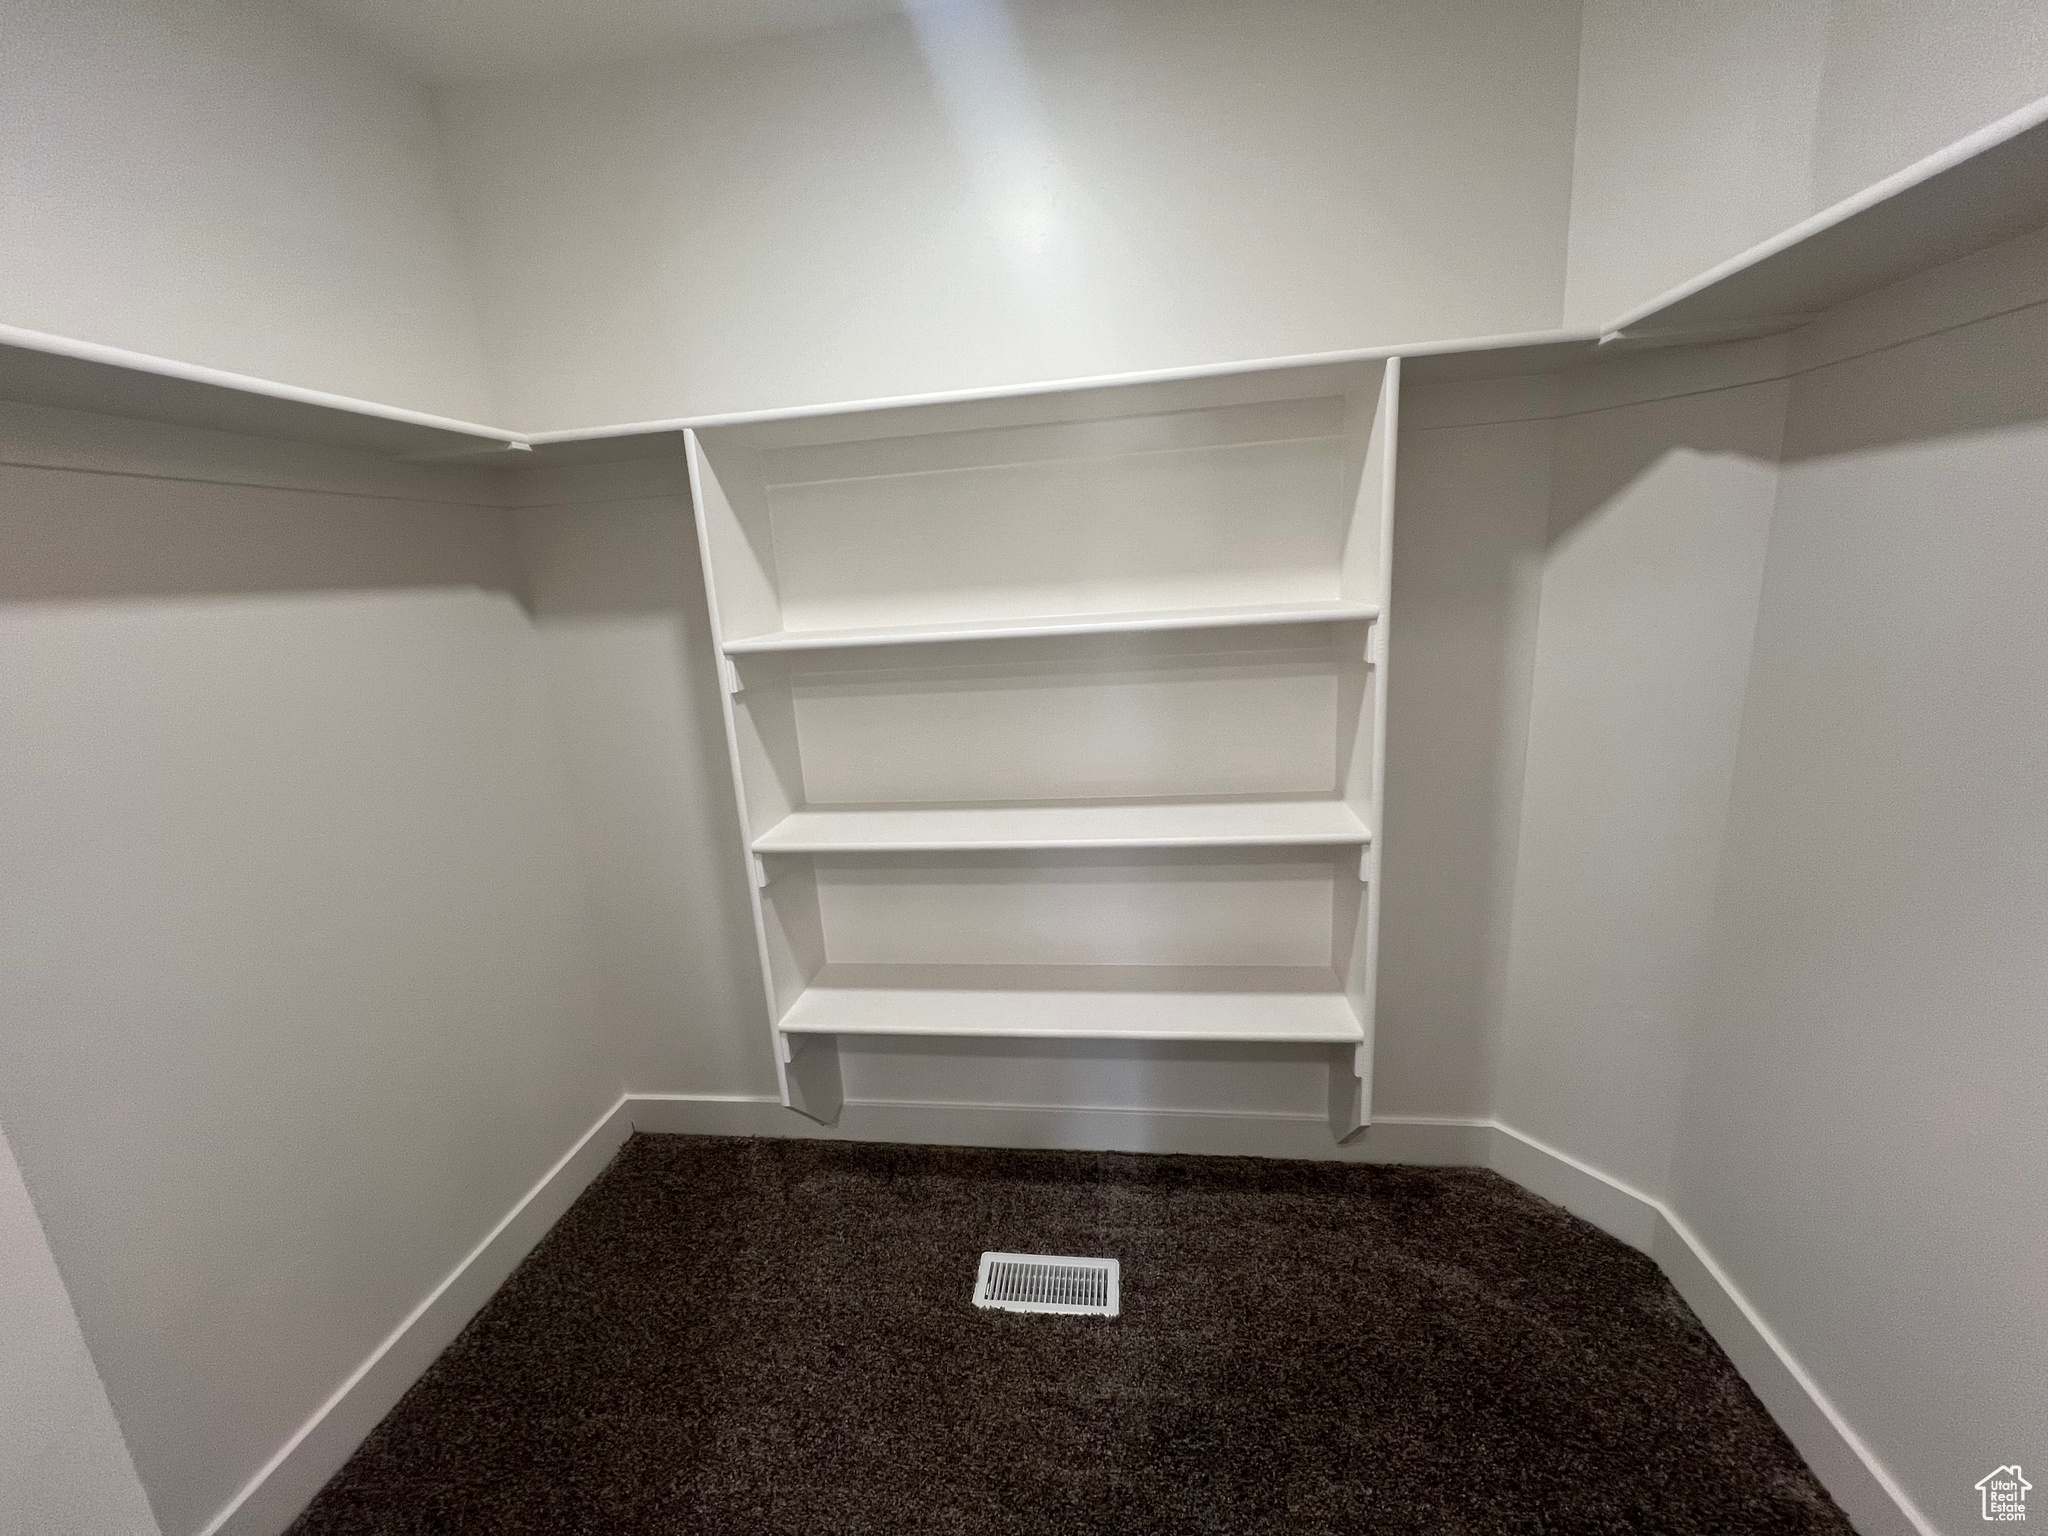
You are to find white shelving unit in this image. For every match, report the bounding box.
[687,357,1400,1138]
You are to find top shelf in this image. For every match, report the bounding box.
[0,324,524,461]
[1603,98,2048,344]
[4,106,2039,457]
[721,598,1379,655]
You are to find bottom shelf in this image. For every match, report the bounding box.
[776,963,1363,1044]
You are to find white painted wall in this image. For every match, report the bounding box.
[0,410,611,1535]
[1486,232,2048,1532]
[1561,0,1828,328]
[0,0,496,421]
[1666,252,2048,1536]
[0,1119,160,1536]
[1377,385,1553,1117]
[1492,352,1785,1196]
[432,0,1583,430]
[512,466,774,1099]
[1808,0,2048,207]
[1562,0,2048,329]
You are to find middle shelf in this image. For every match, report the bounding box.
[725,617,1382,828]
[751,794,1372,853]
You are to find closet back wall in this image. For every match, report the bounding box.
[434,0,1583,430]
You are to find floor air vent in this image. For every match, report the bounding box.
[974,1252,1120,1317]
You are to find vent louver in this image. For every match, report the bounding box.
[973,1252,1120,1317]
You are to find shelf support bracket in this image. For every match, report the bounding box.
[1327,1041,1371,1143]
[778,1032,844,1126]
[401,439,532,466]
[720,656,745,696]
[750,854,771,888]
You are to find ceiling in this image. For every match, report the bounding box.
[298,0,918,84]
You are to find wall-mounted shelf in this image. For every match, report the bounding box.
[0,324,523,460]
[691,356,1400,1140]
[720,599,1379,655]
[3,100,2040,464]
[1603,96,2048,345]
[751,796,1373,854]
[777,964,1365,1044]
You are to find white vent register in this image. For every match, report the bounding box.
[974,1252,1121,1317]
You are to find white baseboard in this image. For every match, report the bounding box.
[204,1091,1928,1536]
[198,1095,635,1536]
[1648,1211,1931,1536]
[625,1092,1495,1165]
[1483,1121,1661,1251]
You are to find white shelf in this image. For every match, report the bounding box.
[721,599,1378,655]
[777,964,1364,1043]
[752,796,1371,853]
[0,317,1578,462]
[1604,98,2048,344]
[11,87,2042,468]
[0,324,524,461]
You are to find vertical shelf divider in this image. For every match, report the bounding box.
[1329,354,1399,1138]
[688,426,843,1122]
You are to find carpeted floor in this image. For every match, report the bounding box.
[289,1134,1852,1535]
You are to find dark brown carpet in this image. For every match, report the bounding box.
[289,1133,1852,1535]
